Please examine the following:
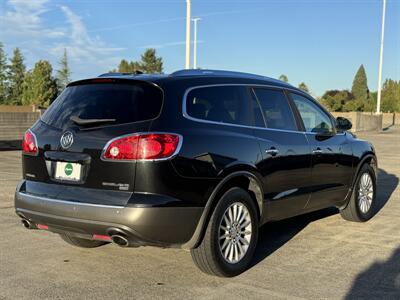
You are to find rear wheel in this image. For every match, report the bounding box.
[60,233,107,248]
[340,164,376,222]
[191,187,258,277]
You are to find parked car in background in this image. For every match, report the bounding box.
[15,69,377,277]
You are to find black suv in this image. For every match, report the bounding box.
[15,70,377,277]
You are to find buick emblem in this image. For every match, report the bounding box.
[60,131,74,149]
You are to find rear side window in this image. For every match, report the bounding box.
[41,82,163,129]
[252,88,297,131]
[186,86,252,126]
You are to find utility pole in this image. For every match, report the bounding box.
[376,0,386,114]
[192,17,201,69]
[185,0,192,69]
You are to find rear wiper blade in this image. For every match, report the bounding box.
[70,115,116,126]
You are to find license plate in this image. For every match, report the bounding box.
[54,162,82,182]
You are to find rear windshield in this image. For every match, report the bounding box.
[41,82,163,129]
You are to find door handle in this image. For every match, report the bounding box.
[265,148,279,156]
[312,148,323,155]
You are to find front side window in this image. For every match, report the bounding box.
[186,86,251,126]
[252,88,297,131]
[290,93,334,133]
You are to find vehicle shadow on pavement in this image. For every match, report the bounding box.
[343,168,400,298]
[251,206,338,268]
[374,168,399,216]
[251,167,398,269]
[345,247,400,299]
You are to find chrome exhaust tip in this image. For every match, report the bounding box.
[21,219,35,229]
[110,235,129,247]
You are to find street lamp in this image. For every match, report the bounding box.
[192,17,201,69]
[376,0,386,114]
[185,0,192,69]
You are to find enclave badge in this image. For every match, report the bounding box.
[60,131,74,149]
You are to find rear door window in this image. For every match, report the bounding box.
[41,81,163,129]
[252,88,297,131]
[186,86,252,126]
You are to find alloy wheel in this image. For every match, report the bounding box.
[358,172,374,214]
[218,202,252,264]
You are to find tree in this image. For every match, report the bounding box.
[351,64,369,101]
[113,48,163,74]
[298,82,309,93]
[118,59,131,72]
[279,74,288,82]
[0,42,7,104]
[116,59,141,73]
[320,90,354,112]
[7,48,26,104]
[343,97,366,112]
[57,48,71,92]
[21,60,58,107]
[380,79,400,112]
[139,48,163,73]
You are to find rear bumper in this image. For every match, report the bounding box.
[15,181,203,248]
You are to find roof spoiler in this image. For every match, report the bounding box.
[98,71,144,77]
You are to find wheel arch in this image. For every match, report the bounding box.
[341,152,377,210]
[353,153,378,188]
[181,170,264,250]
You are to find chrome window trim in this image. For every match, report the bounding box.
[182,83,310,135]
[100,132,183,162]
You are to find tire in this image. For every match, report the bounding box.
[340,164,377,222]
[191,187,259,277]
[60,233,107,248]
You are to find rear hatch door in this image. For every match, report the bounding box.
[23,78,163,205]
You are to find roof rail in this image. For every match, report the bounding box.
[170,69,283,82]
[98,71,144,77]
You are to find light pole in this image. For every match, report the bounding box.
[192,17,201,69]
[185,0,192,69]
[376,0,386,114]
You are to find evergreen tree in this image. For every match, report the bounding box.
[117,59,131,72]
[130,61,141,72]
[298,82,309,93]
[279,74,288,83]
[114,48,163,74]
[381,79,400,112]
[0,42,7,104]
[351,64,369,101]
[21,60,58,107]
[139,48,163,73]
[57,48,71,92]
[7,48,26,104]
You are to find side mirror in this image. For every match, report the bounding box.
[336,117,352,131]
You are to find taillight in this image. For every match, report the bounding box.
[22,130,38,155]
[102,133,181,161]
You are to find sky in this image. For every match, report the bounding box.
[0,0,399,96]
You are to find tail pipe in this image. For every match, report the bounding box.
[110,234,129,247]
[21,219,36,230]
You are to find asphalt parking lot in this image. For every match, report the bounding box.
[0,127,399,300]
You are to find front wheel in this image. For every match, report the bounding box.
[191,187,259,277]
[340,164,377,222]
